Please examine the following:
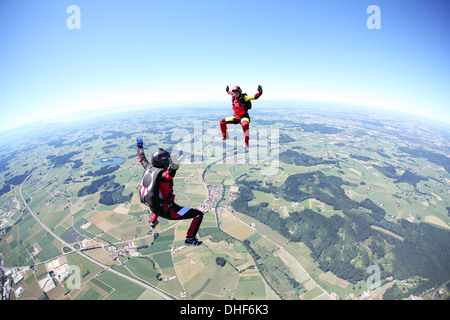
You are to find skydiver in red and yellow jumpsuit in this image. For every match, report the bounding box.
[220,85,263,147]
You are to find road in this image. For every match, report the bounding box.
[19,175,174,300]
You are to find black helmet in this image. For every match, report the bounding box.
[151,148,170,168]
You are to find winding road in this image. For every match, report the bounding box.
[19,175,174,300]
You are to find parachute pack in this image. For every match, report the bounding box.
[231,93,252,111]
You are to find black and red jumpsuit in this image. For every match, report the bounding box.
[137,147,203,239]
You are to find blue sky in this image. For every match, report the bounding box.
[0,0,449,132]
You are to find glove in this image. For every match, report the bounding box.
[169,154,184,170]
[226,85,229,93]
[136,137,143,148]
[258,85,263,95]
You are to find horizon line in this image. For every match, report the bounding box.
[0,98,449,136]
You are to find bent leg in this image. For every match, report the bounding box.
[186,210,203,238]
[220,116,237,139]
[148,207,162,228]
[241,118,250,145]
[168,205,204,238]
[219,119,228,138]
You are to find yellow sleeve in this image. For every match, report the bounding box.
[244,95,255,101]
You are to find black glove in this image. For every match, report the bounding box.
[258,85,263,95]
[226,86,229,93]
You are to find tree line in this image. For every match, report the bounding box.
[77,174,132,205]
[232,171,450,294]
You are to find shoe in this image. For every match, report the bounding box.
[222,135,228,141]
[185,237,202,246]
[150,220,159,228]
[244,141,249,147]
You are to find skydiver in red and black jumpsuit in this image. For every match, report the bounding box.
[220,85,263,147]
[136,137,203,246]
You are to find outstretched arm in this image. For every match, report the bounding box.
[244,85,263,101]
[136,137,151,169]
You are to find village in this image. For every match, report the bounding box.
[0,255,73,300]
[197,184,224,213]
[107,242,139,260]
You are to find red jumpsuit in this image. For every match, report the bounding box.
[220,90,261,146]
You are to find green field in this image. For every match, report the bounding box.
[1,106,449,300]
